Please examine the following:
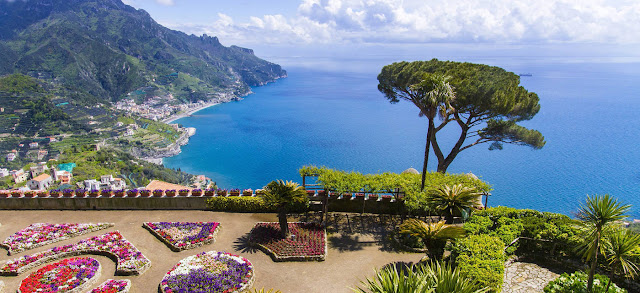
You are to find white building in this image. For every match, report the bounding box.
[99,175,126,190]
[10,169,28,183]
[27,174,52,191]
[84,179,100,190]
[29,142,39,148]
[0,168,9,177]
[6,153,16,162]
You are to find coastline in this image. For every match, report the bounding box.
[162,101,221,124]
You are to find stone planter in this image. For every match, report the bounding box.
[140,190,151,197]
[165,191,177,197]
[37,191,49,198]
[367,194,379,201]
[229,191,240,197]
[178,191,189,197]
[24,192,36,198]
[355,193,365,200]
[216,190,227,197]
[191,190,203,197]
[153,190,164,197]
[101,191,113,198]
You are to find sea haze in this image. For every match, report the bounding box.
[164,45,640,218]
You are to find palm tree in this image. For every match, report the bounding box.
[576,194,630,292]
[410,73,456,190]
[399,219,465,259]
[261,180,309,238]
[353,261,488,293]
[428,184,481,224]
[602,227,640,292]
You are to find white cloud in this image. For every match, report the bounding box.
[155,0,174,6]
[163,0,640,45]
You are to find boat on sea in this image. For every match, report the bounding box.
[519,73,533,77]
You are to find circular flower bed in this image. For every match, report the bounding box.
[159,251,254,293]
[19,257,101,293]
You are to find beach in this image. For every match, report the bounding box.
[162,100,220,124]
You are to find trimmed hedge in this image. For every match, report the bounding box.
[451,234,506,293]
[464,206,581,257]
[206,197,275,213]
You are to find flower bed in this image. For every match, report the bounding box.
[18,257,101,293]
[0,231,151,276]
[159,251,254,293]
[1,222,114,255]
[249,222,327,261]
[91,279,131,293]
[143,222,221,252]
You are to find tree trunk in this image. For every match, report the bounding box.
[587,237,600,292]
[421,118,435,190]
[278,212,289,238]
[605,271,613,292]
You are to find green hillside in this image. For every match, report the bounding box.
[0,0,286,102]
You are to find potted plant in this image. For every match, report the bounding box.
[355,193,365,200]
[101,189,113,198]
[24,191,36,198]
[114,189,125,197]
[62,189,74,197]
[153,189,164,197]
[229,189,240,196]
[216,189,227,197]
[165,189,176,197]
[140,189,151,197]
[37,191,49,198]
[306,190,316,197]
[75,189,87,198]
[127,189,139,197]
[342,193,352,200]
[11,190,23,197]
[88,189,100,197]
[178,189,190,197]
[49,190,61,198]
[191,189,203,196]
[204,188,215,197]
[242,189,253,196]
[255,189,265,196]
[367,194,379,201]
[381,195,393,202]
[0,191,9,198]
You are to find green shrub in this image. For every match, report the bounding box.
[451,234,505,292]
[206,196,275,213]
[544,271,626,293]
[463,215,493,235]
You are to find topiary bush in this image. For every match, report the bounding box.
[450,234,505,292]
[206,196,275,213]
[544,271,626,293]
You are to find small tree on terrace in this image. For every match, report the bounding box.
[428,184,482,224]
[378,59,546,173]
[261,180,309,238]
[399,219,466,260]
[602,227,640,292]
[576,194,630,293]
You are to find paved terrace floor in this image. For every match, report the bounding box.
[0,210,422,293]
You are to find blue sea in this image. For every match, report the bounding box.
[164,45,640,218]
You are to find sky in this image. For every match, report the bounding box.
[122,0,639,43]
[121,0,640,60]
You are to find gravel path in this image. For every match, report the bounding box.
[503,261,560,293]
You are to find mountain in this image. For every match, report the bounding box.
[0,0,287,102]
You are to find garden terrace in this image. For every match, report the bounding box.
[0,210,422,292]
